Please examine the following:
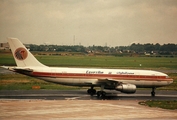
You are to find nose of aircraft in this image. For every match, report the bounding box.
[166,74,173,85]
[158,72,173,85]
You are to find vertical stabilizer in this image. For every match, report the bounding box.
[8,38,46,67]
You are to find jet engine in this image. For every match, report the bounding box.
[115,84,136,93]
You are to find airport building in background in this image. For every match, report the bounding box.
[0,43,9,50]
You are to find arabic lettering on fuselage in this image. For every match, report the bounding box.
[116,72,134,75]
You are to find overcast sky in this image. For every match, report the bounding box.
[0,0,177,46]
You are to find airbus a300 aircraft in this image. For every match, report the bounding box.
[2,38,173,97]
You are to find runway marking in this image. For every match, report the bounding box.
[97,103,136,109]
[65,97,81,100]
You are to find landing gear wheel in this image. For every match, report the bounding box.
[151,87,156,97]
[97,91,101,97]
[87,89,96,96]
[87,89,91,94]
[151,91,155,97]
[97,91,106,98]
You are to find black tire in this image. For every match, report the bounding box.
[88,89,96,95]
[97,91,101,97]
[97,91,106,98]
[87,89,91,94]
[151,91,155,97]
[92,89,96,94]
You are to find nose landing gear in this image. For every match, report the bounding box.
[151,87,156,97]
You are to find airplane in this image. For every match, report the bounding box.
[2,38,173,98]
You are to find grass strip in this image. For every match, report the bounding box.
[1,54,177,69]
[139,100,177,110]
[0,74,80,90]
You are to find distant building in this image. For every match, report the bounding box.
[0,43,9,50]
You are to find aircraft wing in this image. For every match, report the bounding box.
[97,78,121,87]
[97,78,136,94]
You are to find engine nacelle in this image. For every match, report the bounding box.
[115,84,136,93]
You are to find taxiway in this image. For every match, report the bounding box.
[0,89,177,100]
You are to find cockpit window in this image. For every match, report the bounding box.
[166,76,169,78]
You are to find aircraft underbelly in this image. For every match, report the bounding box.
[38,77,170,87]
[38,77,98,86]
[119,79,169,87]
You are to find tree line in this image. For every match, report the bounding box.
[28,43,177,55]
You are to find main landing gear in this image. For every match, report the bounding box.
[87,85,106,98]
[96,91,106,98]
[87,86,96,96]
[151,87,156,97]
[96,85,106,98]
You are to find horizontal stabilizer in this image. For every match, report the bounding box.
[13,68,33,72]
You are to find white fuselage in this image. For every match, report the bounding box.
[22,66,173,88]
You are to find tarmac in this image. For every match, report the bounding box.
[0,90,177,119]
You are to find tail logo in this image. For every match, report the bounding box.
[14,47,28,60]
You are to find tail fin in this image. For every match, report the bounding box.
[8,38,46,67]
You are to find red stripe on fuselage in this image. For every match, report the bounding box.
[32,72,172,81]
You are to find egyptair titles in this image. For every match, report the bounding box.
[86,70,134,75]
[86,70,104,74]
